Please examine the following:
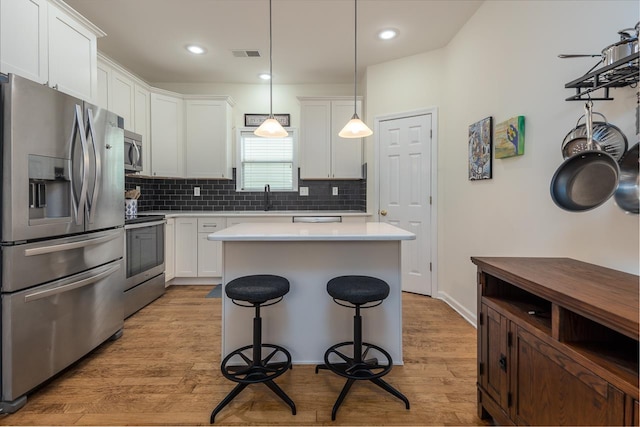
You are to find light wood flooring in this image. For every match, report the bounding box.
[0,285,488,426]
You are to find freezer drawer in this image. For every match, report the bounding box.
[1,259,124,402]
[1,228,124,293]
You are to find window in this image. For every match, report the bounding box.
[236,128,297,191]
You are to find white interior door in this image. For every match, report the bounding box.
[379,114,432,295]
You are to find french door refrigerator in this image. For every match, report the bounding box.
[0,74,125,413]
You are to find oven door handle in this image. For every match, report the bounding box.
[124,219,166,230]
[24,263,121,303]
[23,232,121,257]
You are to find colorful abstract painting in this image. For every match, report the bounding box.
[468,116,492,180]
[495,116,525,159]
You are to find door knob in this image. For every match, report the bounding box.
[380,210,387,216]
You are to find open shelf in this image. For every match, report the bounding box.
[483,296,552,334]
[564,52,639,101]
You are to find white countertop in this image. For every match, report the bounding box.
[208,222,416,241]
[139,210,370,218]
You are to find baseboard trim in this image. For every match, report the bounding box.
[436,290,477,328]
[169,277,221,286]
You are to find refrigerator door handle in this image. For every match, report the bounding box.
[23,232,121,256]
[85,108,101,225]
[23,263,121,303]
[70,104,89,225]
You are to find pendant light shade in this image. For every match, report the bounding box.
[255,117,289,137]
[339,113,373,138]
[339,0,372,139]
[254,0,288,138]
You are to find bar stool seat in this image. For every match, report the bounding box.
[316,275,410,420]
[210,275,296,423]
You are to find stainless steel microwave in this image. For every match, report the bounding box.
[124,130,143,172]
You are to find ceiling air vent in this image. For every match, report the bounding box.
[232,49,261,58]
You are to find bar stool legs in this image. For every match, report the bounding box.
[316,276,410,421]
[211,274,296,424]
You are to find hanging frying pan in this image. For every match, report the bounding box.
[614,143,639,214]
[550,102,620,212]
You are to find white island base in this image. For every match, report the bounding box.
[209,222,415,364]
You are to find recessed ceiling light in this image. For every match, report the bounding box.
[378,29,398,40]
[186,45,206,55]
[259,73,271,80]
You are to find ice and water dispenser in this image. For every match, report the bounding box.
[28,154,71,222]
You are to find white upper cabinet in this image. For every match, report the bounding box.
[0,0,103,102]
[134,84,151,176]
[97,55,152,176]
[96,59,110,108]
[47,2,98,102]
[0,0,48,84]
[184,97,234,179]
[299,97,363,179]
[150,90,184,178]
[110,69,135,129]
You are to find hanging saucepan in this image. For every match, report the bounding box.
[551,102,620,212]
[614,143,639,214]
[561,111,628,161]
[558,22,639,66]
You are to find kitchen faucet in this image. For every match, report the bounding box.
[264,184,272,211]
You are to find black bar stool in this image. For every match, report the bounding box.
[210,274,296,423]
[316,275,410,421]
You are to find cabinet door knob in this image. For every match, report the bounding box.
[499,354,507,372]
[380,210,387,216]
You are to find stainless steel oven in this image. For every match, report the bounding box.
[124,215,165,317]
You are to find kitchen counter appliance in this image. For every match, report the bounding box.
[124,215,166,317]
[0,74,125,413]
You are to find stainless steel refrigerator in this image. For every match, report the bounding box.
[0,74,125,413]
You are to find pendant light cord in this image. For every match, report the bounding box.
[269,0,273,117]
[353,0,357,116]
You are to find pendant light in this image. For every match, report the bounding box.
[254,0,288,138]
[339,0,372,139]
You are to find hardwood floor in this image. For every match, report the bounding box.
[0,285,488,426]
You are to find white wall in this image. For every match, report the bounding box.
[366,0,639,323]
[153,82,352,130]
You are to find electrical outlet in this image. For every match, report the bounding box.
[299,187,309,196]
[332,187,338,196]
[194,186,200,196]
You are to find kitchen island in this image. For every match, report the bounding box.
[208,222,415,364]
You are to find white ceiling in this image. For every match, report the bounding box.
[64,0,483,85]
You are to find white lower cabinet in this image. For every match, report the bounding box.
[174,217,225,279]
[165,218,175,282]
[197,218,224,277]
[174,217,198,277]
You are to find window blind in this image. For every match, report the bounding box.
[240,133,295,191]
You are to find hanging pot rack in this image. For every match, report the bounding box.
[564,52,639,101]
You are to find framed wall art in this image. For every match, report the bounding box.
[244,113,290,127]
[495,116,525,159]
[468,116,493,180]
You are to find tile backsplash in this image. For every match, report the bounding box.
[125,168,366,212]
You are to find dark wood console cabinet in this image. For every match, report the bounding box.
[472,257,639,426]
